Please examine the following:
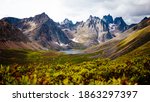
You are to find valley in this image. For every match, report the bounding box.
[0,13,150,85]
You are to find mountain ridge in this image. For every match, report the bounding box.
[1,12,149,51]
[2,13,72,50]
[60,14,129,46]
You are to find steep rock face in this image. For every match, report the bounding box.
[3,13,71,50]
[102,14,113,24]
[102,15,129,35]
[73,16,101,45]
[114,17,128,32]
[60,18,74,30]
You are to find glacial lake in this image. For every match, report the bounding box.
[60,49,83,54]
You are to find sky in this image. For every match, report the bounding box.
[0,0,150,24]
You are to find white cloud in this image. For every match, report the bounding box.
[0,0,150,24]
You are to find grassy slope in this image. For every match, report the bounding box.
[84,25,150,59]
[110,25,150,59]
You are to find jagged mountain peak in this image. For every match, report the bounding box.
[75,21,84,25]
[34,12,49,20]
[114,17,128,32]
[60,18,74,30]
[23,12,50,24]
[1,13,71,50]
[85,15,101,28]
[1,13,139,50]
[88,15,94,20]
[87,15,100,21]
[61,18,73,25]
[102,14,113,24]
[114,17,126,24]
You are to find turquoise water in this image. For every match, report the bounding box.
[60,49,83,54]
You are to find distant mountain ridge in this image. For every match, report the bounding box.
[59,14,129,46]
[60,18,74,30]
[1,12,148,50]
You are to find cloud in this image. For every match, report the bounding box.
[59,0,150,24]
[0,0,149,24]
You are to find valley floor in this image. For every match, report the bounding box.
[0,41,150,85]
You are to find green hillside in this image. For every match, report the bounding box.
[110,25,150,58]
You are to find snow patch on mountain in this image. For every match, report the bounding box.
[71,38,79,43]
[109,23,116,32]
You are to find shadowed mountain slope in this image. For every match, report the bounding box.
[0,20,43,50]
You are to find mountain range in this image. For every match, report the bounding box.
[0,12,149,51]
[2,13,72,50]
[59,14,129,46]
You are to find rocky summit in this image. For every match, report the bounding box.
[3,13,71,50]
[60,14,129,47]
[2,13,131,50]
